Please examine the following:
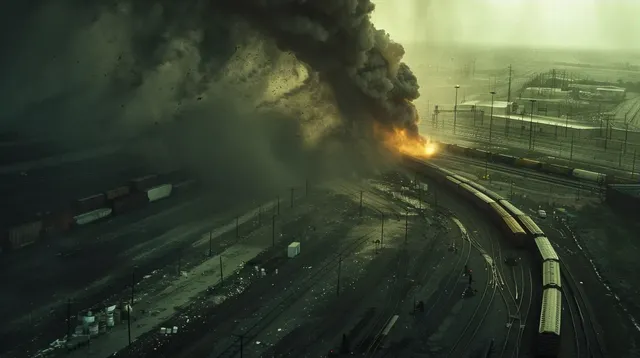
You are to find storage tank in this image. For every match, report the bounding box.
[572,169,605,184]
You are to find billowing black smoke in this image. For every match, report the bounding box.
[0,0,420,198]
[220,0,422,137]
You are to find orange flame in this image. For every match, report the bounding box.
[376,124,438,158]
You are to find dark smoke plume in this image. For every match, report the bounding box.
[221,0,422,137]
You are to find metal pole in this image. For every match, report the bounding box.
[337,255,342,297]
[359,191,363,217]
[128,269,134,346]
[625,123,629,154]
[454,85,460,134]
[489,91,495,148]
[380,213,384,248]
[219,255,224,286]
[507,64,512,102]
[277,195,280,215]
[529,100,536,150]
[404,211,408,244]
[632,148,637,179]
[66,299,71,338]
[570,134,574,161]
[272,215,275,247]
[290,187,294,208]
[209,231,212,257]
[619,142,623,167]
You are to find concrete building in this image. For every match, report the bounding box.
[458,100,515,116]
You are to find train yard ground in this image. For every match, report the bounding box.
[1,167,555,358]
[435,154,640,357]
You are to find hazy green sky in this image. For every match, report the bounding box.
[371,0,640,50]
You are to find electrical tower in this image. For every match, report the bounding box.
[507,65,512,103]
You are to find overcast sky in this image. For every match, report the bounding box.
[371,0,640,50]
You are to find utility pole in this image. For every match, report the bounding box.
[290,187,294,208]
[454,85,460,134]
[337,254,343,297]
[272,215,276,247]
[380,213,385,248]
[209,231,212,257]
[404,211,408,245]
[489,91,496,149]
[529,100,537,151]
[624,123,629,154]
[507,64,512,103]
[66,299,72,339]
[128,269,135,347]
[232,334,244,358]
[632,148,637,179]
[277,195,280,215]
[219,255,224,286]
[619,142,624,167]
[570,134,574,161]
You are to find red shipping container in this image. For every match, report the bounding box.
[74,193,107,214]
[43,210,74,234]
[112,192,148,215]
[105,186,130,201]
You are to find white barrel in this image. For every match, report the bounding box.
[107,316,115,327]
[160,327,167,334]
[172,326,178,334]
[83,314,95,324]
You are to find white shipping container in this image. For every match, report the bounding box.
[74,208,112,225]
[146,184,173,202]
[8,220,43,249]
[287,242,301,258]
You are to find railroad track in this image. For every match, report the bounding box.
[211,228,376,358]
[445,219,498,357]
[513,264,534,358]
[435,154,602,192]
[560,260,607,358]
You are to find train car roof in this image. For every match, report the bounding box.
[489,202,511,217]
[534,237,559,261]
[474,191,495,204]
[539,287,562,335]
[459,183,480,194]
[542,261,562,288]
[446,176,463,185]
[498,200,525,217]
[502,215,526,234]
[451,174,470,183]
[518,215,544,236]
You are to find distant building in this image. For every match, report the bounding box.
[595,86,626,101]
[458,100,514,116]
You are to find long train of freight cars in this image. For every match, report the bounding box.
[404,155,563,358]
[441,142,636,186]
[0,172,197,254]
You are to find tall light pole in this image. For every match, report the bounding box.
[489,91,496,149]
[529,99,537,151]
[454,85,460,135]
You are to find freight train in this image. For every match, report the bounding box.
[443,142,633,185]
[0,172,195,254]
[403,155,562,357]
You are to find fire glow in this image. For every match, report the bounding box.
[382,127,438,158]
